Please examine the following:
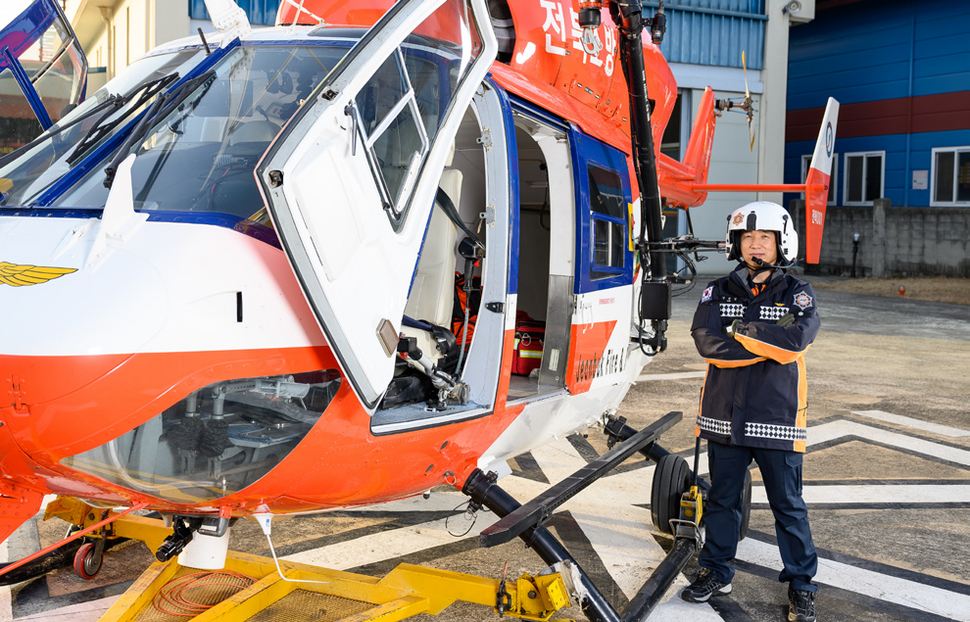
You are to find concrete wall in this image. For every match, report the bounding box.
[790,200,970,277]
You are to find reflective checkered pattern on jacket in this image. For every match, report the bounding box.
[744,422,807,441]
[719,303,746,318]
[759,306,790,321]
[697,416,731,436]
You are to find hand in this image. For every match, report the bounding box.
[723,319,741,337]
[776,313,795,327]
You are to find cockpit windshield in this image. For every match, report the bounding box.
[0,44,352,216]
[0,49,206,206]
[0,32,460,225]
[53,45,350,218]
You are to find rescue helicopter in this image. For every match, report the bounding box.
[0,0,839,618]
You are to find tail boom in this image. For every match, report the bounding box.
[675,98,840,265]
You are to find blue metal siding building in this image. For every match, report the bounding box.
[192,0,769,69]
[785,0,970,208]
[644,0,766,70]
[190,0,282,26]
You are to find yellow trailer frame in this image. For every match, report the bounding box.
[43,497,575,622]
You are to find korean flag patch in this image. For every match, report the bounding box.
[793,291,813,309]
[701,286,714,303]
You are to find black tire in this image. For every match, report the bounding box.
[651,454,690,534]
[739,468,752,541]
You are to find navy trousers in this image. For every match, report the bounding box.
[699,440,818,593]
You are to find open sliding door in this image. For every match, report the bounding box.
[257,0,497,409]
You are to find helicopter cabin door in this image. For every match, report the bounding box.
[567,132,636,394]
[257,0,497,409]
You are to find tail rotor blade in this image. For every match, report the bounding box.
[742,51,755,151]
[742,51,751,100]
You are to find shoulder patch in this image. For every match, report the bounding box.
[701,286,714,303]
[793,291,813,309]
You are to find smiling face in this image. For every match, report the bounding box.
[739,229,778,271]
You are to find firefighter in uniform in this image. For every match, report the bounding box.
[682,201,819,622]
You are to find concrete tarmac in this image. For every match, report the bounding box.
[2,283,968,621]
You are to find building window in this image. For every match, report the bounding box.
[931,147,970,206]
[843,151,884,205]
[801,153,838,205]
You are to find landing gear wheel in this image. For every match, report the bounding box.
[73,541,103,580]
[651,454,690,534]
[739,468,752,540]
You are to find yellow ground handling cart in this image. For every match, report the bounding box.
[36,496,574,622]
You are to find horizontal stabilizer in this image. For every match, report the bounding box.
[682,87,717,188]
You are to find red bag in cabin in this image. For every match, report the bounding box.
[513,311,545,376]
[453,273,481,346]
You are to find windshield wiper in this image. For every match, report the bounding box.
[0,95,120,171]
[66,72,181,166]
[102,70,217,189]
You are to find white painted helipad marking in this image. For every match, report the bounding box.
[284,507,500,570]
[738,538,970,621]
[852,410,970,437]
[0,540,10,621]
[752,484,970,505]
[809,420,970,466]
[637,371,706,382]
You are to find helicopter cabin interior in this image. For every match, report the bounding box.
[376,81,634,433]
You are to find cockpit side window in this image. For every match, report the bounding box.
[354,48,431,216]
[22,13,86,127]
[345,0,485,230]
[588,165,627,280]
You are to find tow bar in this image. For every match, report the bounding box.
[464,411,703,621]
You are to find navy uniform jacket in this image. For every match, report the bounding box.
[691,266,820,452]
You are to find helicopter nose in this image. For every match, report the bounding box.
[0,217,167,405]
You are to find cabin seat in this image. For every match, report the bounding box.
[400,142,463,370]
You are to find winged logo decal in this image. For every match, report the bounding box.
[0,262,77,287]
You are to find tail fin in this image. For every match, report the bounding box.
[804,98,840,264]
[682,87,717,188]
[656,87,716,208]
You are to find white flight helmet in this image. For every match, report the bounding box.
[725,201,798,265]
